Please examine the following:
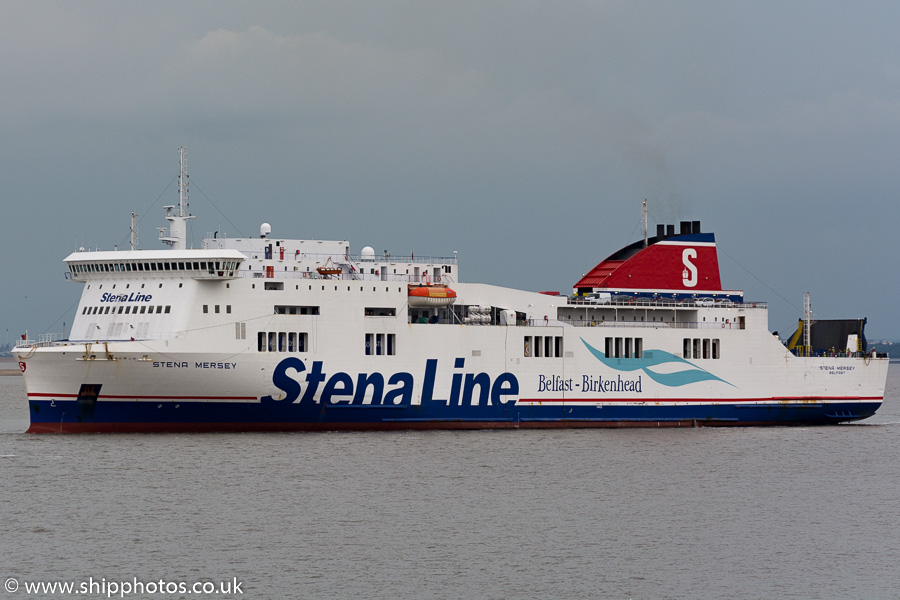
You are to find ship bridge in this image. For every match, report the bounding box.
[64,249,246,281]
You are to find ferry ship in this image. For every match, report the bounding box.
[15,149,889,432]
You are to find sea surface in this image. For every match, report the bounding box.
[0,358,898,600]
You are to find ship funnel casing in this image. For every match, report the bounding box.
[574,230,724,293]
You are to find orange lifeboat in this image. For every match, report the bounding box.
[316,258,342,276]
[408,284,457,308]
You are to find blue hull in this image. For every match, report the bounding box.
[27,398,882,433]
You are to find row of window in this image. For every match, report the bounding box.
[524,335,564,358]
[203,305,232,314]
[684,338,721,360]
[83,305,172,315]
[71,260,240,275]
[269,305,395,317]
[365,333,397,355]
[604,337,644,359]
[254,330,397,355]
[274,305,320,315]
[258,331,310,353]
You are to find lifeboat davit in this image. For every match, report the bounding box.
[408,284,457,308]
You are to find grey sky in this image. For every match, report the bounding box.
[2,1,899,344]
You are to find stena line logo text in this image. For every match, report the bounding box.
[682,249,698,288]
[263,357,519,406]
[100,292,153,303]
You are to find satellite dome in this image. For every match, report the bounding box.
[361,246,375,261]
[260,223,272,238]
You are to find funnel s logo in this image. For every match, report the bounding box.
[682,249,698,287]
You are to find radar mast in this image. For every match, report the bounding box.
[158,146,196,249]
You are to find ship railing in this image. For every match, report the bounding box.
[525,319,573,327]
[543,319,744,330]
[237,250,458,265]
[15,330,201,350]
[567,297,767,309]
[789,348,880,359]
[237,269,448,284]
[14,333,67,348]
[38,333,66,344]
[442,319,745,329]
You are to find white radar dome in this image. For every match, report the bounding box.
[260,223,272,238]
[361,246,375,261]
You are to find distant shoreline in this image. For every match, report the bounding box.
[0,357,21,376]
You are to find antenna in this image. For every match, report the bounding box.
[803,292,814,356]
[178,146,189,217]
[130,211,139,250]
[642,199,648,248]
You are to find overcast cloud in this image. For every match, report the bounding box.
[2,1,899,343]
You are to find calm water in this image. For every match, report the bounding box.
[1,361,898,599]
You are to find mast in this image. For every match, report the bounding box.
[158,146,196,249]
[642,199,648,247]
[130,211,139,251]
[178,145,189,217]
[803,292,813,356]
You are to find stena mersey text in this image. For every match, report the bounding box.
[263,357,519,406]
[100,292,153,303]
[153,361,237,369]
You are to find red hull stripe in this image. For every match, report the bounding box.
[519,396,883,403]
[27,394,882,403]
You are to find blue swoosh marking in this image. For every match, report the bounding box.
[580,338,735,388]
